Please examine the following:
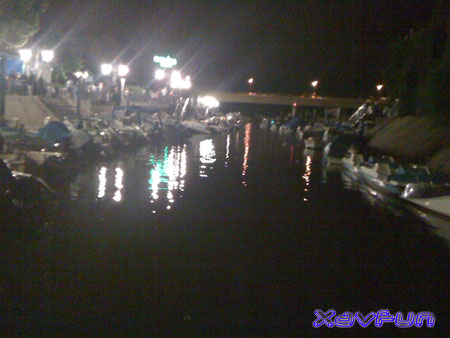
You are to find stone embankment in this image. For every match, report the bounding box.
[366,116,450,174]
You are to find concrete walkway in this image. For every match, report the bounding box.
[5,95,58,130]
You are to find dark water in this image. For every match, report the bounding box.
[2,124,449,337]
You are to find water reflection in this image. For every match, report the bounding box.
[302,155,312,201]
[98,167,107,198]
[113,167,124,202]
[242,123,252,186]
[199,139,216,178]
[148,146,187,207]
[225,134,231,167]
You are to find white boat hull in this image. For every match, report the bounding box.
[403,196,450,219]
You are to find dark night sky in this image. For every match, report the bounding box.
[35,0,437,97]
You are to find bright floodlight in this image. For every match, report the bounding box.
[19,49,32,62]
[155,69,165,80]
[170,70,182,88]
[82,71,89,80]
[74,71,83,79]
[248,78,254,84]
[101,63,113,76]
[182,76,192,89]
[118,64,129,77]
[199,96,219,108]
[376,84,384,91]
[41,50,54,63]
[311,80,318,88]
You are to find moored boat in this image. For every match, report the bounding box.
[359,158,434,195]
[401,183,450,219]
[304,136,324,149]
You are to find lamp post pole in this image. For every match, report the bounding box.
[0,54,6,118]
[248,78,254,92]
[376,84,384,102]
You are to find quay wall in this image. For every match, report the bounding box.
[366,116,450,174]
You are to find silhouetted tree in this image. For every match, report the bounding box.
[384,0,449,120]
[0,0,48,50]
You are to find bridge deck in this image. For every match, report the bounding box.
[199,91,367,109]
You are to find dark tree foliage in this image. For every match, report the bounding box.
[0,0,49,51]
[385,0,449,120]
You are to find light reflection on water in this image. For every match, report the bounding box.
[199,139,216,178]
[97,167,107,198]
[225,134,231,167]
[148,145,187,208]
[242,123,252,186]
[302,155,312,201]
[70,129,449,246]
[113,167,124,202]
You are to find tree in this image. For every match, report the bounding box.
[0,0,48,51]
[384,0,449,120]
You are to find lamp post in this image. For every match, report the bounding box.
[19,49,32,75]
[40,50,54,83]
[100,63,113,101]
[311,80,318,97]
[248,78,254,92]
[74,71,89,115]
[117,64,129,106]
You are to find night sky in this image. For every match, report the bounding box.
[35,0,437,97]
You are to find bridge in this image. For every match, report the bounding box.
[198,91,367,109]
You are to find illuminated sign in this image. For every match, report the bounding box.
[153,55,177,69]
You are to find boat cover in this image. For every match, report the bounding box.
[283,117,300,129]
[38,121,70,142]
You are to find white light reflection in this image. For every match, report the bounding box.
[199,139,216,177]
[302,156,312,201]
[148,146,187,208]
[225,134,231,167]
[97,167,107,198]
[113,167,124,202]
[242,123,252,185]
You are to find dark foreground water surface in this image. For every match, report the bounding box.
[1,124,449,337]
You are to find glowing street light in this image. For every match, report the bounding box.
[248,77,254,92]
[155,68,165,80]
[41,50,54,63]
[117,64,129,77]
[311,80,318,96]
[170,71,192,89]
[19,49,32,62]
[376,84,384,101]
[101,63,113,76]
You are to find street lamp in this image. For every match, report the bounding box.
[101,63,113,76]
[155,68,165,80]
[74,71,89,115]
[117,64,129,78]
[19,49,32,76]
[311,80,318,96]
[41,50,54,63]
[117,65,129,106]
[248,78,254,92]
[170,70,192,89]
[19,49,32,63]
[376,84,384,100]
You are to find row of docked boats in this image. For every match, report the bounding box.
[260,116,354,150]
[259,115,449,221]
[342,151,450,219]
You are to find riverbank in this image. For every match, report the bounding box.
[366,116,450,174]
